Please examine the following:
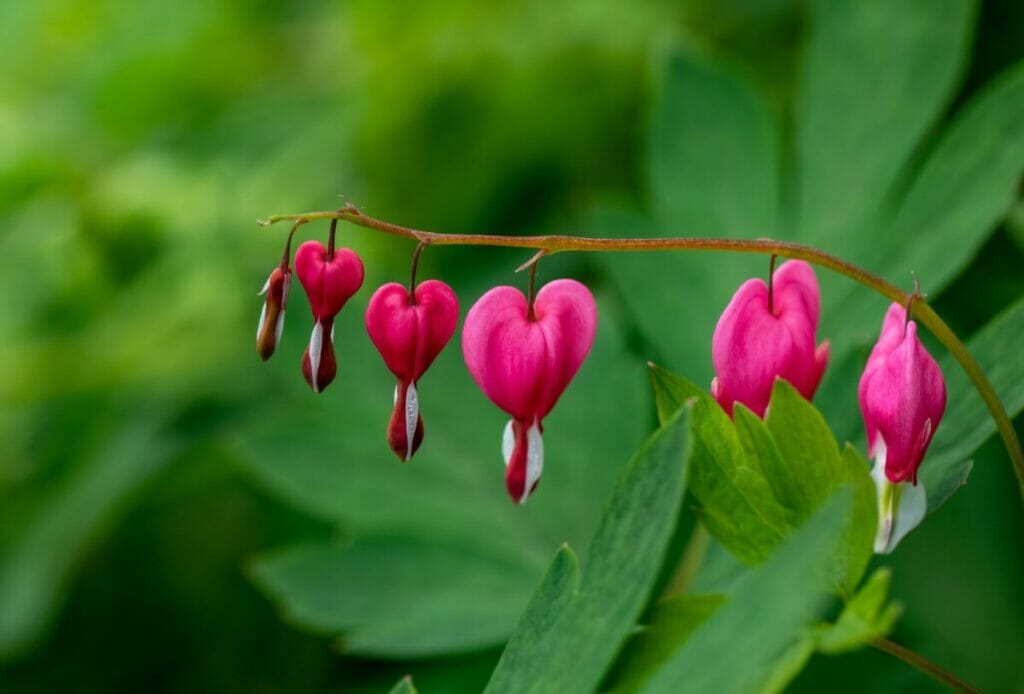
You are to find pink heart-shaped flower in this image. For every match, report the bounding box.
[859,303,946,485]
[366,280,460,461]
[462,278,597,503]
[711,260,829,417]
[294,240,365,393]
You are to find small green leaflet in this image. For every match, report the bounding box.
[484,407,693,694]
[815,567,902,654]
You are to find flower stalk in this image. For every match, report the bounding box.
[258,204,1024,499]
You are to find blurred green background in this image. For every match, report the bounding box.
[2,0,1023,692]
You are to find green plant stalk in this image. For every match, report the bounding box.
[871,637,980,693]
[258,206,1024,499]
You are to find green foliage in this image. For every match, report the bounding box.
[1,0,1023,691]
[634,494,854,693]
[603,594,725,691]
[650,365,875,589]
[924,296,1024,511]
[249,535,539,657]
[484,408,693,694]
[815,568,902,654]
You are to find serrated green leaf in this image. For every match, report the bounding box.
[603,594,726,692]
[763,380,844,520]
[650,366,875,589]
[795,0,972,247]
[650,365,789,565]
[483,407,693,694]
[815,567,902,654]
[248,535,541,658]
[638,493,853,693]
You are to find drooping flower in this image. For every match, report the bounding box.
[711,259,829,417]
[294,240,364,393]
[256,265,291,361]
[859,302,946,553]
[462,279,597,504]
[366,280,459,461]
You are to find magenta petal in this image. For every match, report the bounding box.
[294,241,365,321]
[711,260,825,417]
[858,303,946,484]
[366,280,460,382]
[462,279,597,422]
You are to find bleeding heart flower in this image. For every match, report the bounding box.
[462,279,597,504]
[711,259,829,417]
[366,280,459,461]
[294,240,364,393]
[859,302,946,553]
[256,266,291,361]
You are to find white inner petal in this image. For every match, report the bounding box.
[871,437,927,554]
[502,419,515,468]
[274,309,286,347]
[308,321,323,393]
[258,276,271,296]
[257,302,268,340]
[520,420,544,505]
[404,382,419,461]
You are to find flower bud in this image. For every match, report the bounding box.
[294,240,364,393]
[711,260,829,417]
[256,266,290,361]
[859,303,946,553]
[366,280,459,461]
[462,279,597,504]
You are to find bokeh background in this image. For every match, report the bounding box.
[2,0,1023,692]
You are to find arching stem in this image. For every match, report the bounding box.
[767,254,778,315]
[259,206,1024,498]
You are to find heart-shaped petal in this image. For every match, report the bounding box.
[365,280,460,382]
[711,260,828,417]
[462,279,597,422]
[294,240,364,321]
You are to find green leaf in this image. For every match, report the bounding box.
[876,60,1024,295]
[483,407,693,694]
[650,365,790,565]
[823,60,1024,351]
[650,367,875,588]
[387,675,418,694]
[815,568,902,654]
[248,535,541,658]
[795,0,973,247]
[637,492,853,693]
[922,295,1024,512]
[603,594,726,692]
[650,47,778,236]
[763,381,845,520]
